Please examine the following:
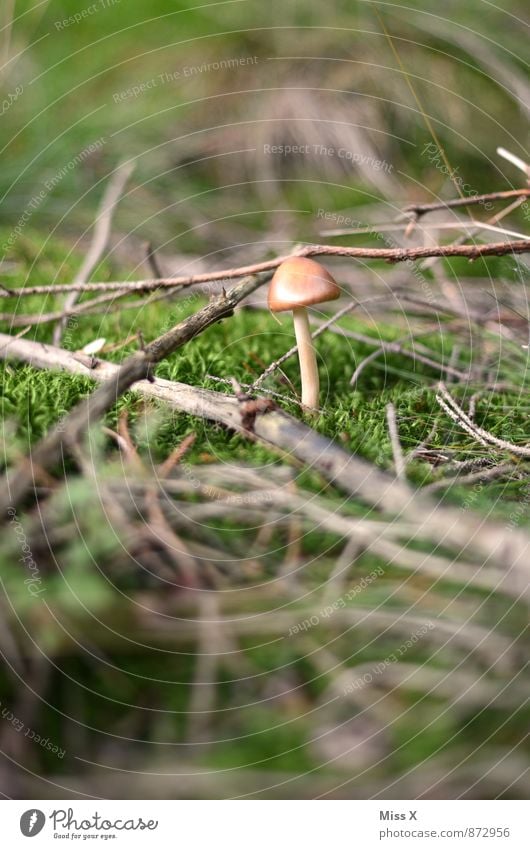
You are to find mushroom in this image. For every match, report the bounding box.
[268,257,340,409]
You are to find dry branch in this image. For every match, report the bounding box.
[402,188,530,219]
[320,219,530,241]
[0,273,265,514]
[2,239,530,299]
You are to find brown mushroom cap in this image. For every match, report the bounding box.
[268,257,340,312]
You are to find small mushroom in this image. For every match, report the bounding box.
[268,257,340,409]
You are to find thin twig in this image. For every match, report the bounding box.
[145,241,164,279]
[424,463,521,493]
[468,391,481,421]
[3,239,530,299]
[348,324,471,386]
[1,284,191,328]
[320,218,530,241]
[206,374,303,407]
[53,159,136,344]
[319,321,470,382]
[116,409,143,469]
[350,347,388,387]
[321,219,530,241]
[406,422,442,466]
[442,456,496,475]
[101,425,134,457]
[386,403,406,481]
[497,147,530,179]
[251,296,389,390]
[158,433,196,478]
[0,324,30,352]
[402,188,530,218]
[435,394,490,447]
[145,490,198,588]
[437,383,530,458]
[419,195,529,272]
[2,290,135,328]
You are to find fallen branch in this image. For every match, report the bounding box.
[2,239,530,299]
[0,273,265,515]
[0,327,409,511]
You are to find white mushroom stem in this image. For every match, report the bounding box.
[292,306,319,409]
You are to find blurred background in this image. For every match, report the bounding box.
[2,0,530,249]
[0,0,529,799]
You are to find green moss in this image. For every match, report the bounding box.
[2,244,529,520]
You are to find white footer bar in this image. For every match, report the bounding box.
[2,799,527,848]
